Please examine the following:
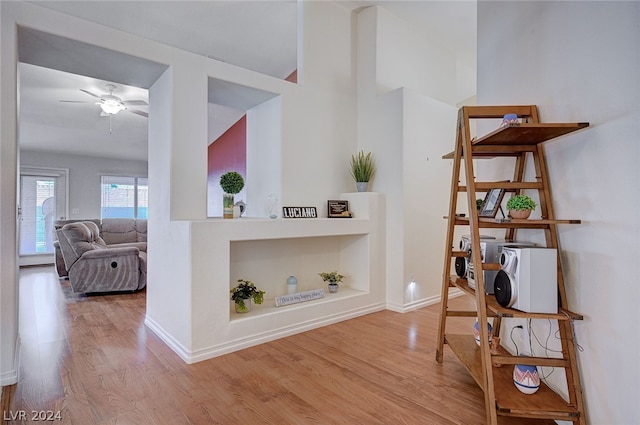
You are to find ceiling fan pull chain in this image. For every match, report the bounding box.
[109,115,113,135]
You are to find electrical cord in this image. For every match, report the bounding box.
[510,314,584,384]
[528,319,557,380]
[509,325,522,356]
[530,318,563,354]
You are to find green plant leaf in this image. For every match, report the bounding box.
[220,171,245,194]
[349,151,375,182]
[318,271,344,283]
[231,279,265,304]
[506,194,537,211]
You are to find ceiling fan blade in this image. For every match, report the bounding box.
[127,108,148,118]
[79,89,101,98]
[123,100,148,106]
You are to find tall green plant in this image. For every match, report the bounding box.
[349,151,375,182]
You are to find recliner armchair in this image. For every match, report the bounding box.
[57,221,146,293]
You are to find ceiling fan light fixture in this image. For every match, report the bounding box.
[99,95,126,115]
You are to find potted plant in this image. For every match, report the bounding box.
[506,194,537,219]
[220,171,245,219]
[230,279,265,313]
[349,150,375,192]
[318,270,344,293]
[476,198,484,210]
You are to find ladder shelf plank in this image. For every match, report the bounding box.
[473,123,589,146]
[448,277,583,320]
[444,335,580,420]
[443,122,589,158]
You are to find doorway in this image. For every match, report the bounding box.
[19,167,68,266]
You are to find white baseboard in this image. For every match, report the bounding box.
[143,316,192,363]
[145,289,467,364]
[386,288,464,313]
[146,303,386,364]
[0,336,20,386]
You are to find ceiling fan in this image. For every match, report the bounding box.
[60,83,148,118]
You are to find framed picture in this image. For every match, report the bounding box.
[478,188,506,218]
[327,200,351,218]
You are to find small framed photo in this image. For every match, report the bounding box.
[479,188,506,218]
[327,200,352,218]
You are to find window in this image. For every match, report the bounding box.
[101,176,148,219]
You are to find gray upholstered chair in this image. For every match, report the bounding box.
[57,221,146,293]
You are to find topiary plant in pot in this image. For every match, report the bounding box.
[319,270,344,293]
[230,279,265,313]
[506,194,537,219]
[220,171,245,219]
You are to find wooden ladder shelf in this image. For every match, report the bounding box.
[435,105,588,424]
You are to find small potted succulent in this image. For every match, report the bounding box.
[230,279,265,313]
[506,194,537,219]
[220,171,245,219]
[318,270,344,293]
[349,150,375,192]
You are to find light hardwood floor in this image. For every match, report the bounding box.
[2,266,554,424]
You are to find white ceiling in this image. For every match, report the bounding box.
[18,1,476,162]
[20,63,151,161]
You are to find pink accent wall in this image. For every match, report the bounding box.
[208,115,247,216]
[285,69,298,84]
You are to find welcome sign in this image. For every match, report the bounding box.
[275,288,325,307]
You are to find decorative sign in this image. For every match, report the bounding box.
[282,206,317,218]
[275,288,325,307]
[327,200,351,218]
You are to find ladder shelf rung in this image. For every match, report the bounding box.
[459,182,545,191]
[445,310,488,318]
[445,216,581,228]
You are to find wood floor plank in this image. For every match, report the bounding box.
[2,266,556,424]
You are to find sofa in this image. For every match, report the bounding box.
[53,218,147,293]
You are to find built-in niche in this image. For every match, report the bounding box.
[207,78,282,218]
[229,233,370,320]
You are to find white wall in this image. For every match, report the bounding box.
[280,1,357,208]
[0,0,19,385]
[357,6,460,311]
[477,2,640,423]
[246,96,282,218]
[401,93,456,307]
[0,0,367,370]
[0,0,473,380]
[20,150,147,219]
[375,7,457,105]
